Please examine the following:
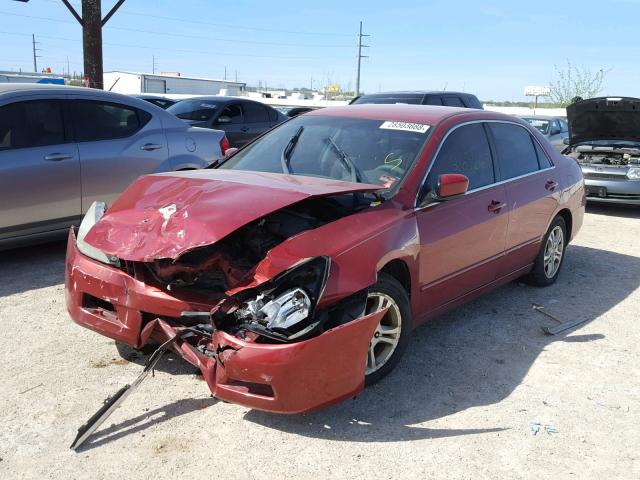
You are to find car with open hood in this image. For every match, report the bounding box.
[66,104,585,416]
[564,97,640,205]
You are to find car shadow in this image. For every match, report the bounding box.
[75,396,218,452]
[240,244,639,442]
[0,239,67,297]
[586,203,640,219]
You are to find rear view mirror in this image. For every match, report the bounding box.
[217,116,232,124]
[436,173,469,199]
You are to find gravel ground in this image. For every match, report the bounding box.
[1,205,638,480]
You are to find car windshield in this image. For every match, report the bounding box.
[217,115,430,195]
[167,100,220,121]
[523,118,550,135]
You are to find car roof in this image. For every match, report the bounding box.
[0,83,87,94]
[358,90,473,96]
[172,96,259,103]
[520,115,561,121]
[308,104,511,124]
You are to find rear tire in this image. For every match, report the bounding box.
[524,216,567,287]
[364,273,412,386]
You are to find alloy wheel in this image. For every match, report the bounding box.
[543,225,564,278]
[365,292,402,375]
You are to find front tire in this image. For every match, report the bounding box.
[524,215,567,287]
[364,273,412,386]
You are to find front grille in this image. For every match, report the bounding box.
[583,172,627,180]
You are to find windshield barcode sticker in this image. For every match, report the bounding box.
[380,121,430,133]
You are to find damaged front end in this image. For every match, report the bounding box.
[66,173,389,435]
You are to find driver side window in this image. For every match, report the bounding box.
[426,123,495,193]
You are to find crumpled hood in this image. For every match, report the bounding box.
[83,169,380,262]
[567,97,640,145]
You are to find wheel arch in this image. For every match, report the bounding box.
[379,258,412,299]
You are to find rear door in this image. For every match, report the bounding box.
[0,98,81,239]
[487,122,558,276]
[69,98,168,209]
[415,122,508,312]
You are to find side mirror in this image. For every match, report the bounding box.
[436,173,469,199]
[224,147,239,158]
[217,115,232,124]
[550,127,561,135]
[563,137,570,145]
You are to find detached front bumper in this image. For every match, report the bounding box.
[65,229,383,414]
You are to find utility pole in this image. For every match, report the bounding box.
[224,66,227,80]
[32,33,41,72]
[61,0,127,89]
[235,70,238,82]
[355,21,369,97]
[152,55,157,74]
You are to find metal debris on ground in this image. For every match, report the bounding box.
[530,421,541,435]
[532,304,589,335]
[18,383,43,395]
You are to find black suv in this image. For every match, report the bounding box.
[350,91,483,109]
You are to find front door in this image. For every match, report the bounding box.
[415,122,508,313]
[0,98,81,239]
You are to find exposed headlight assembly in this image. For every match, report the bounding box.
[76,201,120,267]
[627,167,640,179]
[234,256,330,340]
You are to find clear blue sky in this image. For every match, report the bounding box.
[1,0,638,100]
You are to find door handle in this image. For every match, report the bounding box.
[545,179,558,191]
[240,126,249,132]
[44,153,73,161]
[140,143,163,151]
[487,200,506,213]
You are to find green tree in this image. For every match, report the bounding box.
[549,60,610,107]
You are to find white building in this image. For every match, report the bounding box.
[104,71,246,96]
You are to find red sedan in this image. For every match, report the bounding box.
[66,104,585,414]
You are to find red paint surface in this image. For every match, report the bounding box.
[66,105,586,414]
[84,169,379,262]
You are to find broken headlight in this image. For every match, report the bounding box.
[76,201,120,268]
[234,256,330,337]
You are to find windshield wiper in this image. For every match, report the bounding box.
[326,136,362,183]
[281,126,304,174]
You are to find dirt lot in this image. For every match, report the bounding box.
[1,205,638,480]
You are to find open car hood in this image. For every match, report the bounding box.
[83,169,380,262]
[567,97,640,145]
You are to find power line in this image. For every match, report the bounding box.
[42,0,354,37]
[0,30,353,61]
[1,11,354,47]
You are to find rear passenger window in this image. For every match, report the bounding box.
[73,101,150,142]
[427,123,494,191]
[442,96,465,107]
[489,123,540,180]
[267,106,279,122]
[533,139,553,168]
[220,104,243,124]
[424,96,443,105]
[243,103,270,123]
[0,100,65,150]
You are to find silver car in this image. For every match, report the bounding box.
[0,84,227,249]
[564,97,640,206]
[520,115,569,151]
